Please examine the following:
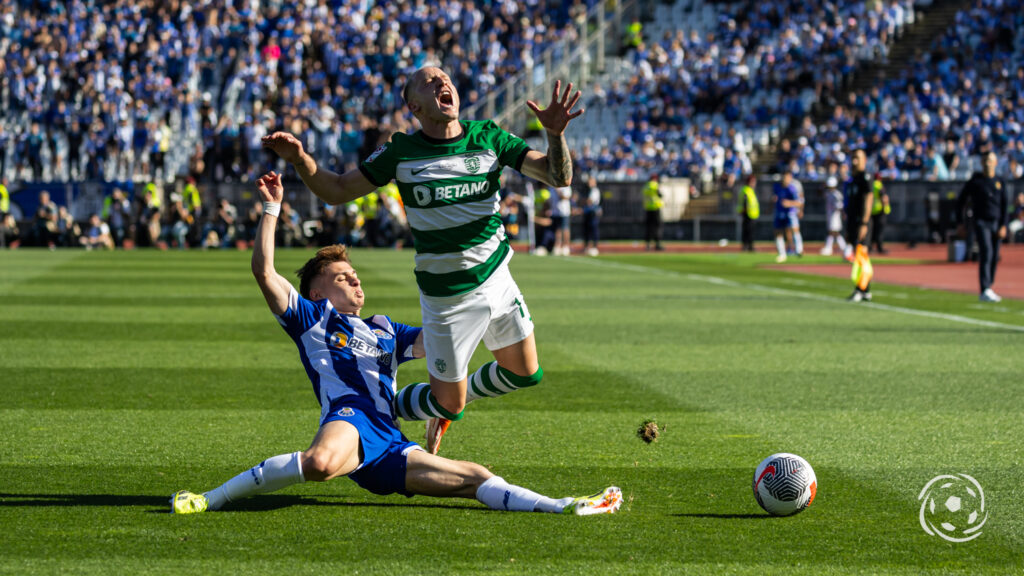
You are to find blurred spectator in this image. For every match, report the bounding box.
[82,214,114,250]
[244,201,263,245]
[276,201,303,247]
[820,162,848,257]
[738,174,760,253]
[136,188,162,248]
[870,176,890,254]
[643,174,664,251]
[1,212,19,248]
[166,193,193,249]
[582,175,602,256]
[500,193,522,241]
[32,191,58,248]
[209,198,238,249]
[56,206,80,247]
[551,186,574,256]
[103,188,132,247]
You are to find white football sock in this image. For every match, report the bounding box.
[475,476,570,513]
[775,236,786,256]
[824,235,834,251]
[204,452,305,510]
[793,231,803,254]
[837,235,848,251]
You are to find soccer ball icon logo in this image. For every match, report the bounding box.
[918,474,988,542]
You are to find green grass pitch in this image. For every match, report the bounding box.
[1,247,1022,575]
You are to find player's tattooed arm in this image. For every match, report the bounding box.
[546,132,573,187]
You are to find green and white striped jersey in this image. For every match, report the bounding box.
[358,120,531,297]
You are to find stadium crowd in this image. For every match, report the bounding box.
[777,0,1024,182]
[0,179,415,250]
[2,0,1023,252]
[0,0,595,187]
[574,0,917,183]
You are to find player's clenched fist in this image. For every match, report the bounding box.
[262,132,305,165]
[256,172,283,203]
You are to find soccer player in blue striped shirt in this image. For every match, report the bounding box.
[171,172,620,516]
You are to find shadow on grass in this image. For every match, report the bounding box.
[215,495,485,513]
[0,493,485,514]
[672,512,772,519]
[0,493,170,507]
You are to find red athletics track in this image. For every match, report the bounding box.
[510,242,1024,300]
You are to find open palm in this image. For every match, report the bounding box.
[527,81,584,136]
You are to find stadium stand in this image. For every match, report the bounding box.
[0,0,1020,248]
[573,0,918,185]
[0,0,596,185]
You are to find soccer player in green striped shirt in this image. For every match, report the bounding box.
[263,67,583,454]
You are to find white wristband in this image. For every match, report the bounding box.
[263,202,281,217]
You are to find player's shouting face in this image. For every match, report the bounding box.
[310,261,365,315]
[405,67,460,122]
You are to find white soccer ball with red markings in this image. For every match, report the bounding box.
[752,453,817,516]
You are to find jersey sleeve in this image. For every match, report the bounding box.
[390,319,423,364]
[358,141,398,187]
[274,286,326,339]
[486,120,531,171]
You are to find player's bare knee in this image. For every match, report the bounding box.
[301,449,347,482]
[458,461,494,491]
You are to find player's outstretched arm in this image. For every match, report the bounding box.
[251,172,293,316]
[262,132,377,205]
[521,81,584,187]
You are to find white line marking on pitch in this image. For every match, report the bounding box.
[564,257,1024,333]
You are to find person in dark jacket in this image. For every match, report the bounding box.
[956,151,1011,302]
[846,149,875,302]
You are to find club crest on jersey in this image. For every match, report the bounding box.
[337,407,355,417]
[464,156,480,173]
[366,144,387,163]
[372,328,392,339]
[329,332,349,348]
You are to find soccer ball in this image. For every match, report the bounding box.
[752,453,817,516]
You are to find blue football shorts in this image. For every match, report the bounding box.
[322,397,423,496]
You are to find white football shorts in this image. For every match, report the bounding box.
[420,264,534,383]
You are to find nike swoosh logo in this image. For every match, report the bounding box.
[411,166,429,175]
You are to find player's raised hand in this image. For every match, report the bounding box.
[526,80,584,136]
[256,172,284,203]
[262,132,305,164]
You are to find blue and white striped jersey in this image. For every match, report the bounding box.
[275,287,422,424]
